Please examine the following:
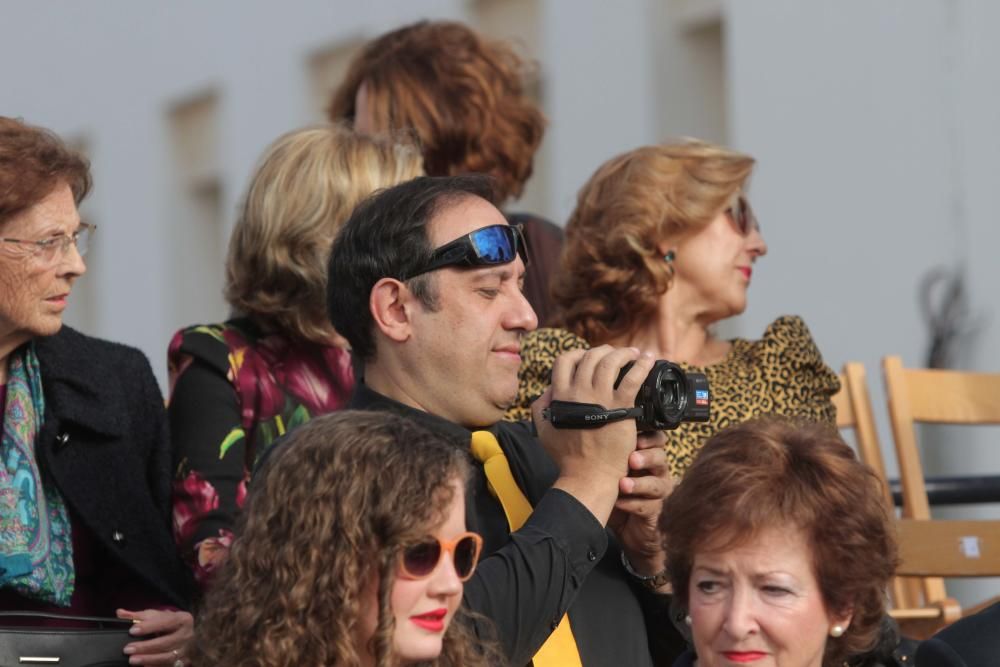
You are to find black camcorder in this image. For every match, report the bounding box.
[542,360,710,432]
[616,360,710,431]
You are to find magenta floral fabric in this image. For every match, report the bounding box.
[167,318,353,588]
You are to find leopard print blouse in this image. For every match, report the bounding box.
[504,315,840,477]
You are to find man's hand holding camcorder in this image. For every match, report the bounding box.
[532,346,655,525]
[609,431,675,591]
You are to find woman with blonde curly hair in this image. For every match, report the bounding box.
[329,19,565,326]
[168,124,423,588]
[187,410,498,667]
[661,418,908,666]
[507,141,839,477]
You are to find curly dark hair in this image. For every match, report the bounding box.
[328,20,545,205]
[660,418,898,667]
[187,410,499,667]
[0,116,91,226]
[552,140,754,344]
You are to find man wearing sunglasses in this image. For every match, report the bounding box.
[327,175,682,666]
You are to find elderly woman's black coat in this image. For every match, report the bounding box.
[32,325,191,609]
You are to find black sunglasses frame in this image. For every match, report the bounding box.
[401,223,529,281]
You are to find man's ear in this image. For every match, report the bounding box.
[370,277,414,343]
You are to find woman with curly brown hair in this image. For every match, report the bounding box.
[661,418,910,666]
[188,410,498,667]
[167,124,423,588]
[328,20,565,325]
[506,141,839,477]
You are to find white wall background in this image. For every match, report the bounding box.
[3,0,998,605]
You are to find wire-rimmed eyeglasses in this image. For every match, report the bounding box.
[0,222,96,264]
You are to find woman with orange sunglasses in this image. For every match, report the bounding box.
[187,411,498,667]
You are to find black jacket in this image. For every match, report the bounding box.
[33,326,191,609]
[349,383,684,667]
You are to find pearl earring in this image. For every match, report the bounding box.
[684,614,692,627]
[830,625,845,638]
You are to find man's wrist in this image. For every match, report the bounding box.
[621,551,671,592]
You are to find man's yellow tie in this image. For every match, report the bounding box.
[470,430,583,667]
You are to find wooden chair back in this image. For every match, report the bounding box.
[882,356,1000,621]
[833,364,914,611]
[835,363,894,509]
[892,519,1000,636]
[897,519,1000,578]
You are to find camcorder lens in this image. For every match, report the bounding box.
[616,360,711,431]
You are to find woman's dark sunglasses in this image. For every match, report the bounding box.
[402,223,529,281]
[726,196,760,235]
[399,532,483,582]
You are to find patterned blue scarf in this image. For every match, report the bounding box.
[0,343,75,605]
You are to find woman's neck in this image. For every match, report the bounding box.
[0,333,30,384]
[606,299,730,367]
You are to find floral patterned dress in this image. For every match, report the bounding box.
[167,317,354,588]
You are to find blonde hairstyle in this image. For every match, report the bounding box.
[552,140,754,344]
[225,124,423,343]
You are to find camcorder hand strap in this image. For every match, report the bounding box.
[541,400,645,429]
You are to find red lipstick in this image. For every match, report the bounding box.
[722,651,767,663]
[410,608,448,632]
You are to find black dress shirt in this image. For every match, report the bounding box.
[350,383,684,666]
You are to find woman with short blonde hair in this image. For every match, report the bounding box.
[225,125,423,344]
[508,140,839,477]
[168,124,423,588]
[555,141,755,344]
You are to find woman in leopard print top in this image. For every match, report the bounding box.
[505,141,839,476]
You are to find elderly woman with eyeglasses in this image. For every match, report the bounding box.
[506,140,839,477]
[0,117,191,666]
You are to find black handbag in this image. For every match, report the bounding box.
[0,612,131,667]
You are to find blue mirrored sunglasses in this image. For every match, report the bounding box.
[402,223,528,280]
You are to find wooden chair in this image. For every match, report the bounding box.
[833,364,914,615]
[893,519,1000,637]
[835,363,894,509]
[882,356,1000,630]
